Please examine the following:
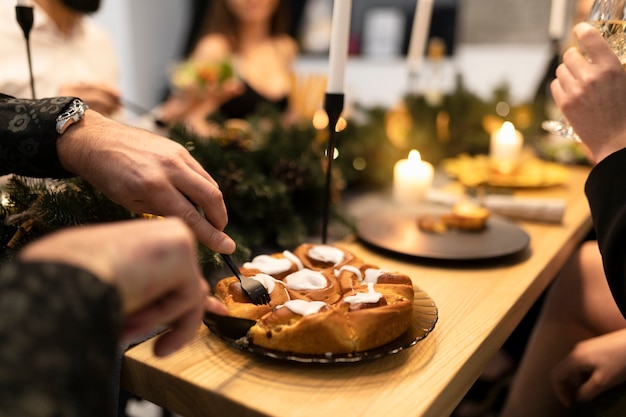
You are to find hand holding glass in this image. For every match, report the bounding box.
[543,0,626,141]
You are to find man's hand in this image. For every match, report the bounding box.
[56,110,236,254]
[19,218,227,356]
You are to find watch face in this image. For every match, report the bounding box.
[56,99,88,134]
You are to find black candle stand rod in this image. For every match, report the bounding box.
[321,92,344,244]
[15,4,36,99]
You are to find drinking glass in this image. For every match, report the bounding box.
[542,0,626,141]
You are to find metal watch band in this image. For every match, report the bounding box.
[55,98,89,135]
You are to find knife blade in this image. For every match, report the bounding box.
[203,311,256,339]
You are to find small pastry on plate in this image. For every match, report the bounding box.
[441,200,490,231]
[417,200,490,234]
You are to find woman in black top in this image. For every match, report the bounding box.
[157,0,297,135]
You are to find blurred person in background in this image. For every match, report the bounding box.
[157,0,297,136]
[0,0,121,116]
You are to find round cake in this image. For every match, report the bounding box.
[213,243,415,355]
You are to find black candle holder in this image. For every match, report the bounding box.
[321,92,344,244]
[15,5,36,99]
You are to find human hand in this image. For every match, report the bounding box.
[551,329,626,406]
[56,110,236,254]
[18,218,228,356]
[58,83,121,116]
[158,77,244,136]
[551,22,626,164]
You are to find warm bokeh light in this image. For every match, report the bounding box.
[324,147,339,160]
[312,109,328,130]
[312,109,347,132]
[495,101,510,117]
[352,157,366,171]
[384,103,412,149]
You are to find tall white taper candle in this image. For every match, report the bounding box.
[326,0,352,94]
[549,0,567,40]
[407,0,435,74]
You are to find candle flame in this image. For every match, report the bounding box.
[408,149,422,163]
[499,121,517,143]
[501,121,514,134]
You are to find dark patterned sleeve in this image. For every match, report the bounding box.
[0,261,122,417]
[0,93,76,178]
[585,147,626,318]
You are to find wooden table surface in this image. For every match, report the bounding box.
[121,165,593,417]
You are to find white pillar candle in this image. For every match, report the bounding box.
[326,0,352,94]
[407,0,435,74]
[490,121,524,163]
[393,150,434,203]
[549,0,567,40]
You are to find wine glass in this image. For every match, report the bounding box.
[542,0,626,142]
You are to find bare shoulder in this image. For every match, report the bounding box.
[275,35,299,62]
[190,34,232,61]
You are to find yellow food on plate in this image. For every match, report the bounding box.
[442,154,569,188]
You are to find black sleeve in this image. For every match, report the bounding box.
[0,93,76,178]
[585,147,626,317]
[0,261,122,417]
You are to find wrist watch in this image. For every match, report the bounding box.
[56,98,89,135]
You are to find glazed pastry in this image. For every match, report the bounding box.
[417,201,490,234]
[441,201,490,231]
[213,244,415,354]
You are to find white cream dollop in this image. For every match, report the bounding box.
[308,245,345,265]
[344,283,383,305]
[334,265,363,282]
[285,269,328,290]
[282,250,303,270]
[363,268,387,284]
[281,299,327,316]
[249,273,282,294]
[243,255,293,275]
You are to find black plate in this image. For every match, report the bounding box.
[356,208,530,260]
[204,289,438,364]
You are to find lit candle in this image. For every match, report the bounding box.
[326,0,352,94]
[549,0,567,40]
[407,0,435,74]
[490,121,524,171]
[393,150,434,203]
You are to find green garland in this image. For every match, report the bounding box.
[169,108,354,257]
[0,176,134,263]
[0,78,575,271]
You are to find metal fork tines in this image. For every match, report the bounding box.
[220,254,271,305]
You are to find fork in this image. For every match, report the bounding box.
[193,204,270,305]
[220,253,271,305]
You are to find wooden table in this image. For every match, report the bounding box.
[121,165,593,417]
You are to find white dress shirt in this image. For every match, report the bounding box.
[0,0,119,100]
